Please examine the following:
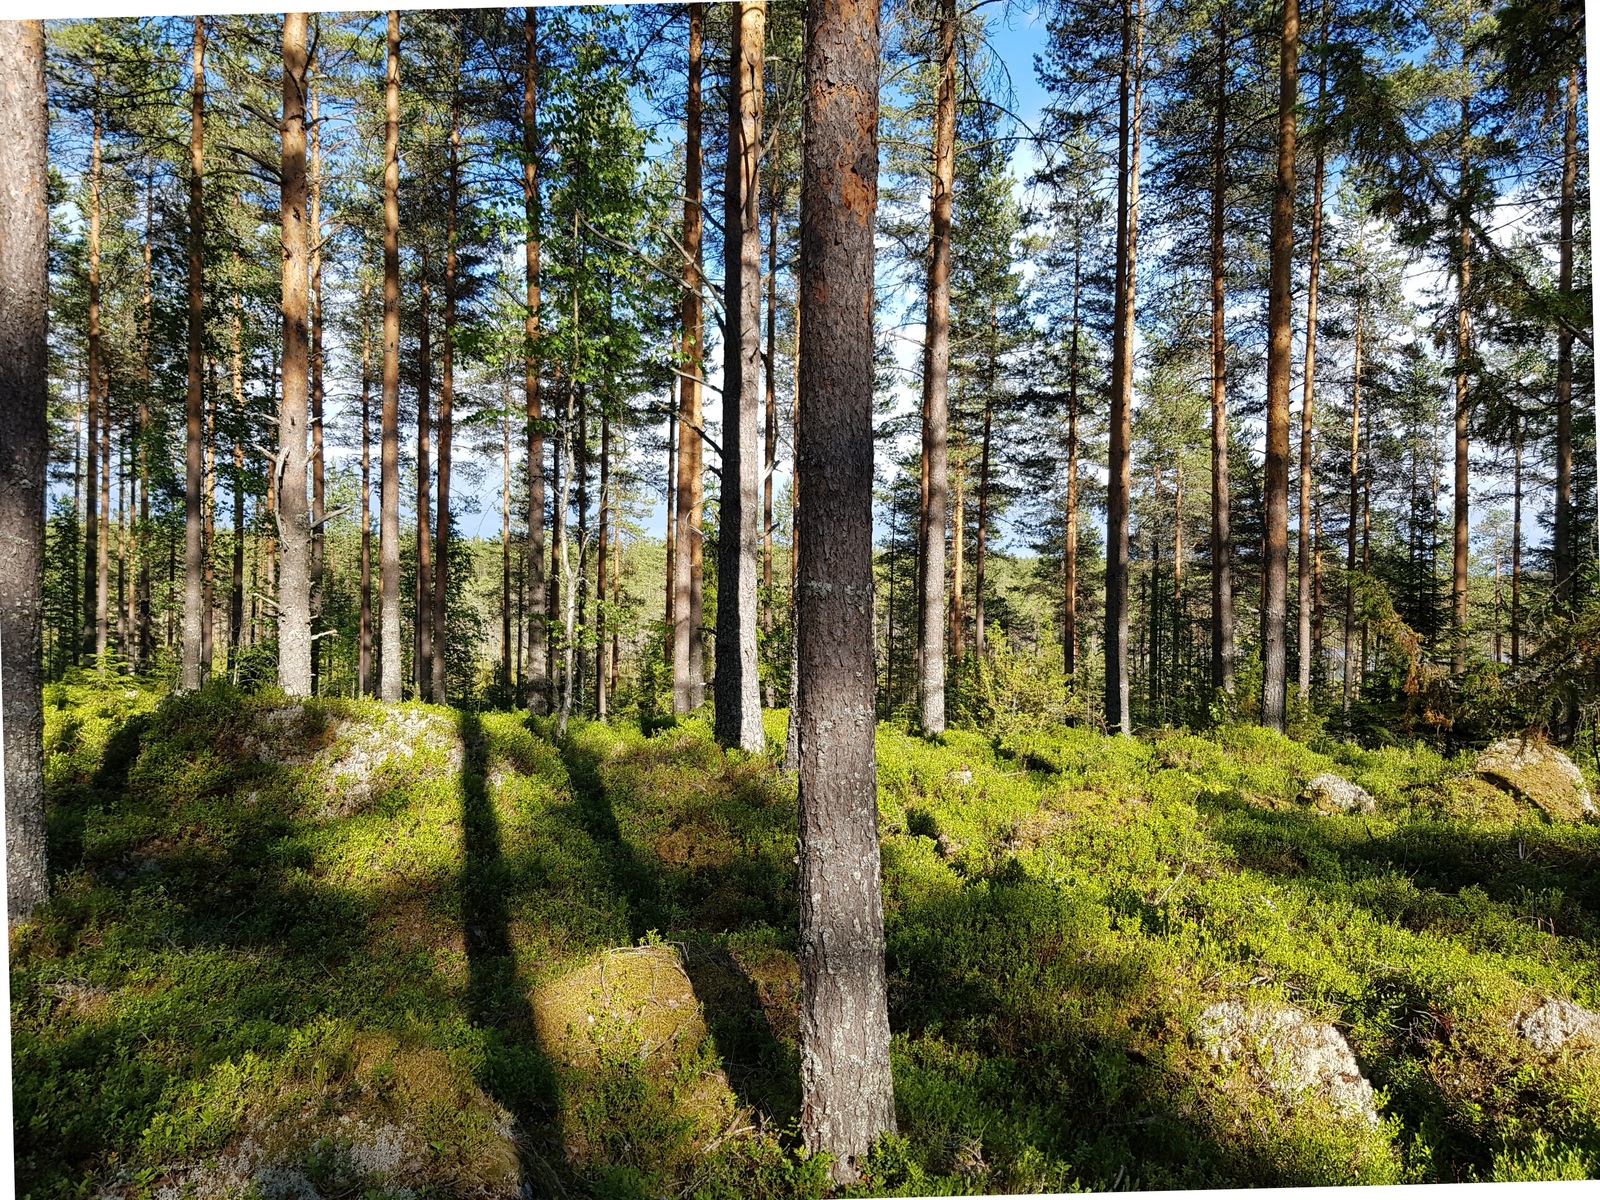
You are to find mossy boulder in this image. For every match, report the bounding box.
[1473,735,1597,822]
[531,943,744,1175]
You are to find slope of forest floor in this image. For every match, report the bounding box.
[14,677,1600,1198]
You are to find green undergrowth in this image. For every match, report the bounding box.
[15,682,1600,1196]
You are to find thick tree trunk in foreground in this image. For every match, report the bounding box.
[276,12,312,697]
[379,10,402,702]
[716,0,766,752]
[0,19,51,919]
[524,6,548,713]
[1261,0,1298,733]
[796,0,896,1177]
[182,17,206,692]
[674,2,707,714]
[917,0,956,734]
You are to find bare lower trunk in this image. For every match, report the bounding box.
[1297,1,1326,700]
[673,3,706,714]
[83,92,102,665]
[1209,9,1233,695]
[597,408,610,719]
[1261,0,1298,733]
[360,283,373,696]
[714,0,766,752]
[416,261,434,700]
[1342,263,1363,711]
[0,19,51,917]
[183,17,206,691]
[1553,70,1577,607]
[310,68,325,695]
[1064,208,1082,682]
[378,10,402,702]
[1451,94,1471,676]
[524,6,548,712]
[796,0,896,1173]
[1105,0,1142,734]
[276,12,312,697]
[433,60,460,705]
[917,0,956,734]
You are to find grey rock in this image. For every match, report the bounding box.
[1197,999,1379,1125]
[1518,997,1600,1053]
[1301,772,1376,815]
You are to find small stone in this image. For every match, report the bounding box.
[1475,735,1596,822]
[952,768,974,786]
[1301,772,1376,815]
[1517,997,1600,1053]
[1197,999,1379,1125]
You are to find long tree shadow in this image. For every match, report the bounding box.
[457,709,573,1197]
[553,722,799,1130]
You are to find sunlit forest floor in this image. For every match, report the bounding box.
[15,678,1600,1198]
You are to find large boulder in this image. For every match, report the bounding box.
[532,944,742,1169]
[1197,1000,1380,1125]
[1474,735,1596,822]
[1517,997,1600,1054]
[1301,772,1376,816]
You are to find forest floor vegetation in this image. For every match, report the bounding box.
[14,675,1600,1197]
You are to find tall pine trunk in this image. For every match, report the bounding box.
[715,0,766,752]
[0,18,51,917]
[763,155,779,706]
[1342,264,1363,711]
[360,282,373,696]
[1064,205,1082,682]
[416,256,434,700]
[1297,4,1326,699]
[1209,9,1233,695]
[433,57,461,705]
[1451,91,1471,676]
[1261,0,1298,732]
[379,10,402,702]
[183,17,206,691]
[796,0,896,1172]
[597,407,610,719]
[1553,69,1577,605]
[917,0,956,734]
[1106,0,1142,734]
[524,6,549,712]
[673,2,707,713]
[310,65,325,695]
[84,84,102,666]
[276,12,312,697]
[230,294,245,678]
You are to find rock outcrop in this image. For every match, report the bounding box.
[1517,997,1600,1054]
[1197,999,1380,1125]
[1474,735,1596,822]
